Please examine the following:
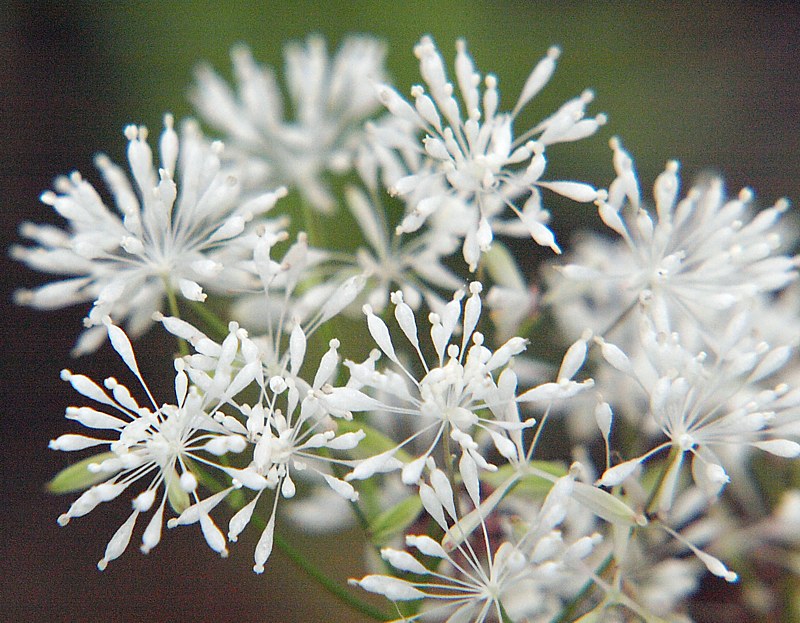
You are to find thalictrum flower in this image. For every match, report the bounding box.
[377,36,605,270]
[13,115,286,354]
[192,35,387,213]
[164,320,365,573]
[596,314,800,512]
[336,283,593,494]
[50,319,249,569]
[549,138,798,344]
[351,467,602,622]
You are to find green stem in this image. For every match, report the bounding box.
[549,553,614,623]
[186,298,229,339]
[499,601,515,623]
[272,531,392,622]
[164,281,189,357]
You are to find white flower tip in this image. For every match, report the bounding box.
[124,124,139,141]
[253,563,265,574]
[738,187,754,203]
[596,113,608,125]
[666,160,680,173]
[166,518,179,529]
[547,45,561,60]
[180,471,199,492]
[152,312,164,322]
[97,559,109,571]
[163,112,174,129]
[57,514,70,527]
[60,369,72,381]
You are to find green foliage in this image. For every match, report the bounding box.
[369,495,423,546]
[46,452,117,494]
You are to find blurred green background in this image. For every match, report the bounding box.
[1,1,798,621]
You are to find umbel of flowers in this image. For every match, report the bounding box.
[14,34,800,623]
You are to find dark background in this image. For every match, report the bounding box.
[2,2,799,621]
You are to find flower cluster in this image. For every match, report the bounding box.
[18,33,800,623]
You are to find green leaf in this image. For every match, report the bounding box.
[572,481,647,527]
[46,452,118,494]
[481,460,567,498]
[337,419,413,463]
[370,494,423,545]
[166,469,191,514]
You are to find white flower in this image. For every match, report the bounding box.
[158,231,367,572]
[351,467,602,622]
[596,315,800,511]
[192,35,387,212]
[165,321,365,574]
[550,138,798,344]
[49,320,248,569]
[377,36,605,270]
[12,114,286,354]
[323,184,462,312]
[336,283,593,493]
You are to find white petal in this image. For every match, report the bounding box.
[97,510,139,570]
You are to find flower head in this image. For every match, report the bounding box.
[378,36,605,270]
[164,320,365,573]
[50,320,248,569]
[336,283,593,494]
[351,467,602,622]
[13,115,286,354]
[550,138,798,344]
[596,314,800,511]
[192,35,387,212]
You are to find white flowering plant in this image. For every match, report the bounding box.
[14,34,800,622]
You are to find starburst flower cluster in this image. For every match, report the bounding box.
[16,32,800,623]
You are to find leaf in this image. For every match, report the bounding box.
[167,472,191,514]
[572,481,647,527]
[370,495,423,545]
[336,419,413,463]
[46,452,117,494]
[480,461,566,498]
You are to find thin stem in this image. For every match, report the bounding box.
[549,552,614,623]
[272,530,392,622]
[499,601,515,623]
[164,280,189,357]
[186,298,229,339]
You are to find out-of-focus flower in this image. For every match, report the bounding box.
[596,314,800,512]
[549,138,798,345]
[192,35,387,212]
[321,185,462,312]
